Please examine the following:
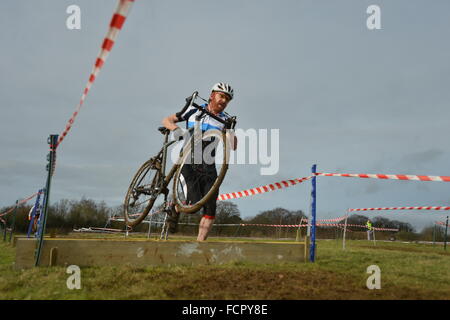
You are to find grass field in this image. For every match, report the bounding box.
[1,234,449,300]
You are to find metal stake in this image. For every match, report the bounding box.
[35,134,58,267]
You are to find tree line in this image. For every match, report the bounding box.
[0,197,445,241]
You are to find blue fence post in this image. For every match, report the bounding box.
[26,206,35,238]
[309,164,317,262]
[27,190,43,238]
[35,135,58,267]
[35,188,47,239]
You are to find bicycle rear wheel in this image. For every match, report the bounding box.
[172,129,230,214]
[124,158,166,227]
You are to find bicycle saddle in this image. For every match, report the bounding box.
[158,127,170,135]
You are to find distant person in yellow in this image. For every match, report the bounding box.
[366,219,373,240]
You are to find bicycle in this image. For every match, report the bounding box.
[123,91,237,238]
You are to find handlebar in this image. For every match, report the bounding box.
[191,102,235,129]
[176,91,237,130]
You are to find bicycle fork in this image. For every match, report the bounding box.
[160,193,170,240]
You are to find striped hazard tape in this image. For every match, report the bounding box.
[304,215,347,223]
[320,223,398,232]
[0,207,16,218]
[217,176,313,201]
[0,191,43,217]
[238,222,398,231]
[217,171,450,202]
[240,223,305,228]
[56,0,134,148]
[371,227,399,232]
[337,224,358,233]
[338,225,398,233]
[315,172,450,182]
[349,206,450,212]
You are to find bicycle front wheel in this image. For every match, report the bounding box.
[124,158,166,227]
[172,129,231,214]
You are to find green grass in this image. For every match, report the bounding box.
[1,236,449,300]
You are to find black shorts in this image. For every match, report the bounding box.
[180,164,218,218]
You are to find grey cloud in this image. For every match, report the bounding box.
[400,149,445,168]
[364,182,382,195]
[2,0,450,233]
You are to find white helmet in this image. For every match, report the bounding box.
[211,82,234,100]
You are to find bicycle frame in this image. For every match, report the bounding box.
[151,126,197,239]
[154,126,196,194]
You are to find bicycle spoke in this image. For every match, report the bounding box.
[172,129,229,213]
[124,158,164,227]
[131,197,152,208]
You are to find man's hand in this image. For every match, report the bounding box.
[162,114,180,131]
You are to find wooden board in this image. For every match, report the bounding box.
[14,238,309,269]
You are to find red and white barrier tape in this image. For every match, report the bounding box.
[110,215,397,232]
[304,215,348,223]
[56,0,134,148]
[338,225,398,233]
[0,191,42,217]
[349,206,450,212]
[1,208,17,218]
[115,170,450,224]
[18,192,41,205]
[315,172,450,182]
[217,171,450,203]
[435,221,447,226]
[320,223,398,232]
[316,223,371,228]
[217,176,313,201]
[337,224,357,233]
[238,222,397,231]
[372,227,399,231]
[240,223,305,228]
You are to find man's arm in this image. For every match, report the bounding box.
[162,114,180,131]
[162,95,194,131]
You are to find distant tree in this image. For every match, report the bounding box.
[47,199,71,230]
[213,201,242,236]
[247,207,305,224]
[372,216,392,228]
[245,207,306,237]
[67,197,109,228]
[214,201,241,224]
[347,214,369,228]
[4,204,33,233]
[420,224,445,242]
[391,219,415,233]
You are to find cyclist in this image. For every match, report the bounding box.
[162,82,237,241]
[366,219,373,240]
[28,205,41,234]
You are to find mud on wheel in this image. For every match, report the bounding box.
[172,129,231,214]
[124,157,165,227]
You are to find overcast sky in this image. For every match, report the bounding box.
[1,0,450,231]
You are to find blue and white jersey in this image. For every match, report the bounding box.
[176,103,230,131]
